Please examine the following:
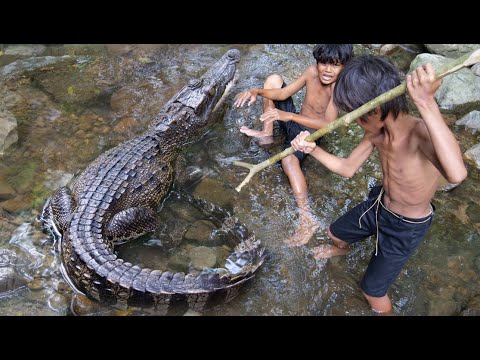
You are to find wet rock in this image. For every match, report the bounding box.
[467,202,480,224]
[472,63,480,76]
[1,196,31,213]
[379,44,421,72]
[428,299,461,315]
[410,54,480,115]
[464,143,480,169]
[424,44,480,58]
[110,79,168,124]
[63,44,106,56]
[193,177,235,209]
[27,278,45,290]
[0,176,16,200]
[0,55,74,80]
[456,110,480,133]
[215,246,230,267]
[0,108,18,156]
[460,294,480,316]
[70,293,112,316]
[4,45,47,57]
[2,90,23,109]
[474,256,480,273]
[167,251,190,272]
[189,246,217,270]
[184,220,216,243]
[112,116,138,134]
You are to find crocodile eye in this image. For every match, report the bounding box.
[202,82,215,96]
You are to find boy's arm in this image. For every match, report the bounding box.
[408,63,467,184]
[261,109,335,130]
[233,67,309,107]
[260,74,339,129]
[291,131,375,178]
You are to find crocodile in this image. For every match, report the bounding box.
[40,49,265,313]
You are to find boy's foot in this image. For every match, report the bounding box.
[240,126,273,145]
[311,244,349,259]
[285,213,320,247]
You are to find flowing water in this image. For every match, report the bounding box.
[0,44,479,316]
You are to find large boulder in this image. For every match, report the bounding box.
[409,53,480,115]
[425,44,480,58]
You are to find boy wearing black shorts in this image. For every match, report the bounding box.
[234,44,353,246]
[291,55,467,313]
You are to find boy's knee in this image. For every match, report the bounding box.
[327,227,349,249]
[281,155,300,169]
[264,74,284,89]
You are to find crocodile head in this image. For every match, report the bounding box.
[155,48,240,133]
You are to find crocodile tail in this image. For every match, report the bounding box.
[173,188,266,282]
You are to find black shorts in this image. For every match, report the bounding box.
[329,186,435,297]
[273,83,321,163]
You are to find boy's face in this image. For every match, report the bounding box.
[355,111,384,133]
[317,62,343,85]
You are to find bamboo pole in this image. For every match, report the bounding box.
[233,48,480,192]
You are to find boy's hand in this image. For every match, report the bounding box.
[406,63,443,108]
[234,90,258,107]
[291,130,316,154]
[260,108,291,124]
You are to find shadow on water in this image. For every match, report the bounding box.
[0,44,479,316]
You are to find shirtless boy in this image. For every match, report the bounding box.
[234,44,353,246]
[291,55,467,314]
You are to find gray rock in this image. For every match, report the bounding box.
[380,44,423,72]
[425,44,480,58]
[465,143,480,169]
[4,44,47,57]
[184,220,216,243]
[456,110,480,132]
[0,55,73,79]
[189,246,217,270]
[472,63,480,76]
[410,54,480,114]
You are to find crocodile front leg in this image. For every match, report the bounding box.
[105,207,158,244]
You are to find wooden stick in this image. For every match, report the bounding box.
[233,49,480,192]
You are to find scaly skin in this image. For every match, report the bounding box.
[40,49,265,313]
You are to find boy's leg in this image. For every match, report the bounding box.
[240,74,284,143]
[359,201,434,315]
[312,190,381,258]
[362,292,393,314]
[283,154,320,246]
[312,227,350,258]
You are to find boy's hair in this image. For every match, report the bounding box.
[312,44,353,65]
[333,55,409,121]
